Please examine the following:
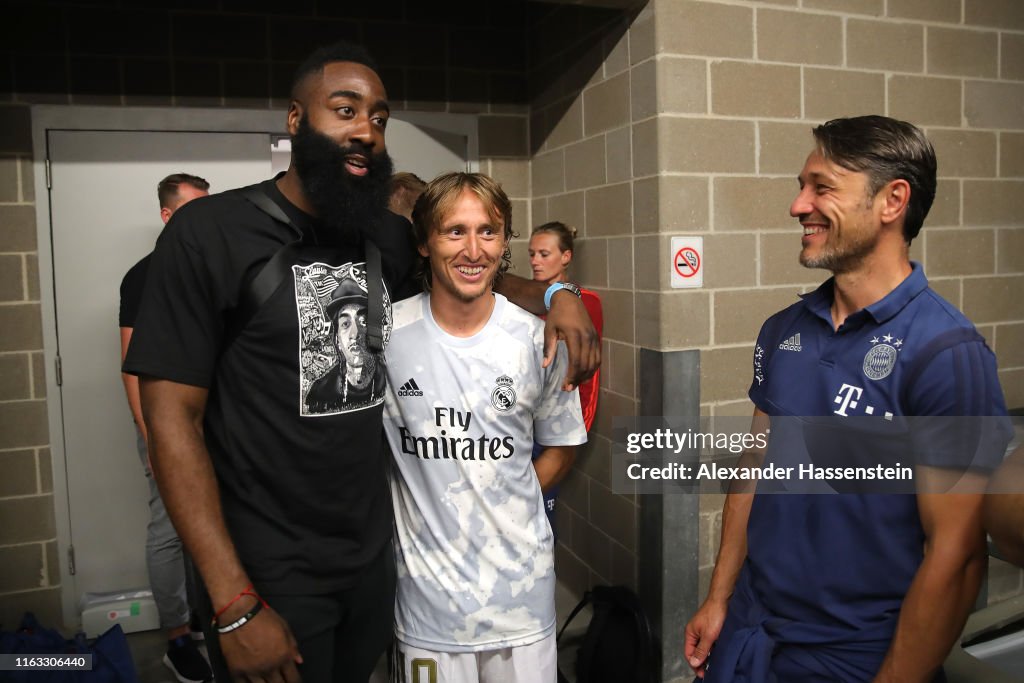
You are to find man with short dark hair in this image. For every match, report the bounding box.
[118,172,210,683]
[684,116,1012,682]
[124,42,598,683]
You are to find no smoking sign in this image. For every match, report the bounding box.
[670,236,703,289]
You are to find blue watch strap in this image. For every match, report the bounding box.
[544,282,566,311]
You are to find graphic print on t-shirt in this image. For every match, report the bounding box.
[294,261,391,417]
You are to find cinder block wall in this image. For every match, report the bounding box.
[0,107,59,627]
[0,0,533,629]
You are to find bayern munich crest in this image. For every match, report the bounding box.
[490,375,517,412]
[862,333,902,381]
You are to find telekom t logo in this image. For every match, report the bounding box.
[833,383,864,417]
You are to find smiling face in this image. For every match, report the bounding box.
[791,150,884,274]
[419,189,508,305]
[528,231,571,284]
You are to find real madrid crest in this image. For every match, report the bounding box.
[490,375,517,412]
[862,333,902,381]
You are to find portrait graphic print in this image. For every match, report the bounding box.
[294,261,391,416]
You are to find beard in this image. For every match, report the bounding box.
[291,114,394,244]
[800,229,879,274]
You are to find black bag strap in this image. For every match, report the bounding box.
[233,240,303,338]
[556,590,594,643]
[233,185,385,353]
[364,238,384,352]
[555,591,593,683]
[240,185,303,241]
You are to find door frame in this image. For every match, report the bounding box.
[29,104,479,625]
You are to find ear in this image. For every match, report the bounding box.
[417,242,430,258]
[560,249,572,268]
[879,178,910,227]
[287,100,303,136]
[160,206,173,225]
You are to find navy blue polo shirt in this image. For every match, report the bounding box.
[751,262,1007,425]
[706,263,1010,682]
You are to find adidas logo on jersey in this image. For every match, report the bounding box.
[398,378,424,397]
[778,333,802,352]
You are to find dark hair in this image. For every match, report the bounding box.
[531,221,577,254]
[390,171,426,195]
[812,115,937,243]
[291,41,379,100]
[157,173,209,210]
[411,172,517,291]
[389,172,427,218]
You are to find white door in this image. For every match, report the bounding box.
[43,114,474,627]
[47,129,275,608]
[387,120,470,180]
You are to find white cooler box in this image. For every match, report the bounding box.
[80,589,160,638]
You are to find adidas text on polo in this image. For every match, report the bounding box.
[779,333,802,352]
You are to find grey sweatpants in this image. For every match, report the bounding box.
[136,428,191,631]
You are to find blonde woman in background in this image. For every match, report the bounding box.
[529,221,603,533]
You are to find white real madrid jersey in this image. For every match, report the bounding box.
[382,292,587,652]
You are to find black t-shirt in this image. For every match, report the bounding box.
[118,253,151,328]
[123,177,415,595]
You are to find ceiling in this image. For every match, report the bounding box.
[529,0,646,8]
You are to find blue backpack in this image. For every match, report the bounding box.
[0,612,138,683]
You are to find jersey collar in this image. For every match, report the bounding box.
[864,262,928,324]
[799,261,929,328]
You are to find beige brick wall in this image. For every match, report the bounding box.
[633,0,1024,604]
[0,108,61,627]
[528,8,642,596]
